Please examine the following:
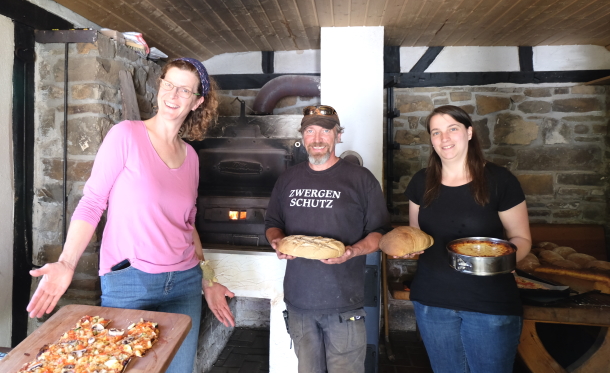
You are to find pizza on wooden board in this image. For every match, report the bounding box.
[17,315,159,373]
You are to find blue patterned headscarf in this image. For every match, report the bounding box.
[173,57,211,96]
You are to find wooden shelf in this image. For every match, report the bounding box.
[584,75,610,85]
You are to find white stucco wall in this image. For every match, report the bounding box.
[0,14,15,348]
[321,27,385,184]
[533,45,610,71]
[26,0,98,28]
[399,46,428,72]
[203,52,263,75]
[274,50,320,73]
[425,46,520,72]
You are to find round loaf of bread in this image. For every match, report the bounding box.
[278,235,345,260]
[552,259,581,269]
[536,241,559,250]
[530,246,545,256]
[379,226,434,257]
[538,250,564,264]
[586,260,610,271]
[553,246,577,258]
[567,253,596,267]
[517,253,540,273]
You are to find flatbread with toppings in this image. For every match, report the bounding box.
[17,315,159,373]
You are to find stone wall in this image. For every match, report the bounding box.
[29,32,160,330]
[390,85,610,237]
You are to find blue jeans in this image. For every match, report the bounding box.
[412,301,522,373]
[101,265,202,373]
[288,308,367,373]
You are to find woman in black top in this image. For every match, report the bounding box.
[402,105,531,373]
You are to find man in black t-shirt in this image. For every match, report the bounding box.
[265,105,390,373]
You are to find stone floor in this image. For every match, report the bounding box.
[208,328,532,373]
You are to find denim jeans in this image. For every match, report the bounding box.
[412,301,522,373]
[101,265,202,373]
[287,308,367,373]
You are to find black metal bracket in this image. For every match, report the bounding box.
[34,29,97,44]
[387,108,400,119]
[384,74,400,88]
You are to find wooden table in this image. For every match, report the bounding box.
[0,304,192,373]
[389,285,610,373]
[519,301,610,373]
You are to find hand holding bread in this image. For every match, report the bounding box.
[379,226,434,257]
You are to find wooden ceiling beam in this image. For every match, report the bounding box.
[488,0,552,46]
[273,0,311,50]
[441,0,501,46]
[241,0,289,51]
[391,0,427,46]
[428,0,479,46]
[415,0,464,47]
[313,0,334,27]
[294,0,321,50]
[185,0,250,54]
[149,0,232,56]
[203,0,263,51]
[494,0,566,46]
[462,0,531,46]
[542,2,610,45]
[55,0,194,58]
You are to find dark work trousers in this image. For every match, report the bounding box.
[287,308,367,373]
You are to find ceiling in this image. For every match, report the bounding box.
[54,0,610,61]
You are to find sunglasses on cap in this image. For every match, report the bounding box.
[303,105,337,116]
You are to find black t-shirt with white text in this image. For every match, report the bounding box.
[405,163,525,316]
[265,159,391,314]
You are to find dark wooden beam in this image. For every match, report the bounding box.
[409,46,444,73]
[261,51,274,74]
[384,46,400,74]
[212,70,610,90]
[519,47,534,72]
[393,70,610,87]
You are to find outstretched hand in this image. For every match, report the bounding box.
[321,246,356,265]
[27,261,75,318]
[270,238,296,260]
[203,282,236,328]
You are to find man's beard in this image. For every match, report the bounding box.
[307,142,331,165]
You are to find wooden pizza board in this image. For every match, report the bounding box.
[0,304,192,373]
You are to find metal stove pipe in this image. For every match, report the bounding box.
[252,75,320,114]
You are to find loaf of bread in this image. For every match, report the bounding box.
[278,235,345,260]
[534,266,610,285]
[552,259,581,269]
[586,260,610,271]
[517,253,540,272]
[566,253,596,267]
[552,246,577,258]
[379,226,434,257]
[538,250,564,265]
[536,241,559,250]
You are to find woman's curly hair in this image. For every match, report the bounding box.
[158,59,219,141]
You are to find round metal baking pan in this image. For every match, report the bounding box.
[447,237,517,276]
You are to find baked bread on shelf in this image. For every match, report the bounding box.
[520,240,610,294]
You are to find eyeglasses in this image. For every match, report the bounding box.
[303,105,337,116]
[160,79,201,99]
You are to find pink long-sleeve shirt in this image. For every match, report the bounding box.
[72,120,200,275]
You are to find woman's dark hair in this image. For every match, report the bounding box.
[159,59,219,141]
[423,105,489,207]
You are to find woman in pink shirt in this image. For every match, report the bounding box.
[26,58,234,373]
